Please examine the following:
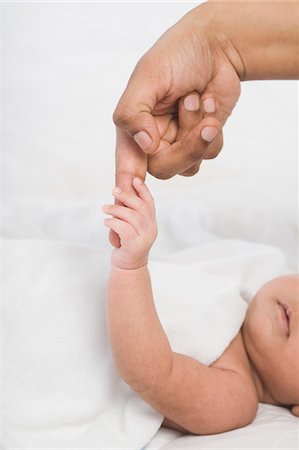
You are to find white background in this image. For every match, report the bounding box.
[3,1,298,204]
[2,3,299,448]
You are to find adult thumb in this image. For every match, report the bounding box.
[113,100,160,155]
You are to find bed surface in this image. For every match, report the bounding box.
[145,404,299,449]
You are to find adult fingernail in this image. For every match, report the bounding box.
[184,93,200,111]
[133,131,152,152]
[203,98,216,113]
[201,127,219,142]
[113,187,121,193]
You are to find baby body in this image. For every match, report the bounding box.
[102,178,299,435]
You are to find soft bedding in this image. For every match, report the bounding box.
[2,191,298,448]
[145,404,299,449]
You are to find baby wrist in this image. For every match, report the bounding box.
[110,256,149,271]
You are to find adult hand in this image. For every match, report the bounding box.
[110,2,242,247]
[113,3,242,180]
[110,1,299,247]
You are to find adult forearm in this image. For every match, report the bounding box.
[195,1,299,80]
[106,264,173,391]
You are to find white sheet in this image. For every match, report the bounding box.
[145,404,299,449]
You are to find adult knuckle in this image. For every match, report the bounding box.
[204,144,222,160]
[148,154,175,180]
[204,150,218,160]
[187,144,202,162]
[148,165,172,180]
[180,163,200,177]
[204,134,223,159]
[113,104,134,128]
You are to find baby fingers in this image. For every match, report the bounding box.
[111,179,155,217]
[102,204,144,235]
[132,178,154,204]
[103,217,137,241]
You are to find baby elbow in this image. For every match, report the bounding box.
[231,399,258,432]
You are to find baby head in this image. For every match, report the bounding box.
[242,274,299,416]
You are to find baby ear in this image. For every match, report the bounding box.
[291,405,299,416]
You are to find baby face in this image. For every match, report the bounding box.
[242,275,299,407]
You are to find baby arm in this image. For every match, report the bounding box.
[103,178,173,390]
[103,178,257,434]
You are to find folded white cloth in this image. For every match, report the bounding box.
[151,261,248,366]
[3,234,288,448]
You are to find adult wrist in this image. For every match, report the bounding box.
[199,1,299,81]
[181,2,246,81]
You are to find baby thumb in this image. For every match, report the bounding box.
[109,229,121,249]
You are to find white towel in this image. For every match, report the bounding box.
[2,235,288,449]
[152,261,247,366]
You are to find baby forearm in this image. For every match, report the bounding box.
[106,264,173,392]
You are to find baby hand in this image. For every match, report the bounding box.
[102,178,157,270]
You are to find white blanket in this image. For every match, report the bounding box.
[2,196,289,448]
